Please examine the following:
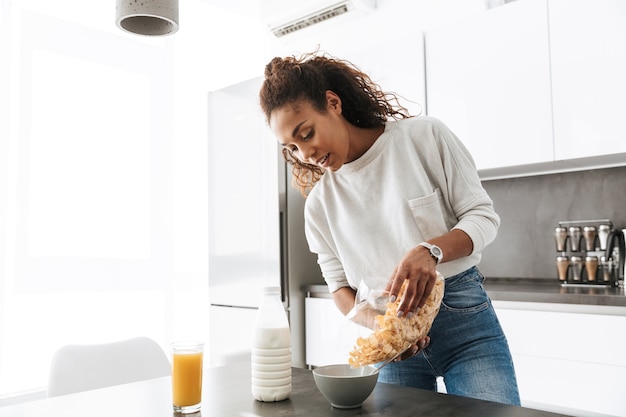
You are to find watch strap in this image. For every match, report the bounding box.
[417,242,443,264]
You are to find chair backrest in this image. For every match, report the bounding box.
[47,336,171,397]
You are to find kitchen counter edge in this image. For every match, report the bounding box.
[304,278,626,316]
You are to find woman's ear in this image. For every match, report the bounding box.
[325,90,342,114]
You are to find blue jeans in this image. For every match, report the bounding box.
[378,267,521,406]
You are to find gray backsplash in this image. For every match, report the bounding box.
[479,166,626,279]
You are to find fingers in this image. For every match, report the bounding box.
[409,337,430,357]
[386,247,439,316]
[417,274,437,310]
[389,269,436,318]
[385,266,402,301]
[393,337,430,362]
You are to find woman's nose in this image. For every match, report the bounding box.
[299,144,315,161]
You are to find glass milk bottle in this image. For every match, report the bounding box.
[251,286,291,402]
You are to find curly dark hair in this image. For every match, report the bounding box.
[259,51,413,195]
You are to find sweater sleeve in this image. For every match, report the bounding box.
[303,195,351,293]
[428,117,500,254]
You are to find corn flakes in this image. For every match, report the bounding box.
[348,275,444,367]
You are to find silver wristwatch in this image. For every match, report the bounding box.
[417,242,443,264]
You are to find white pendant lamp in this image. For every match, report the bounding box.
[116,0,179,36]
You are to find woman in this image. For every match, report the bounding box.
[259,51,520,405]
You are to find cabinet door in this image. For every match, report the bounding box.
[550,0,626,160]
[342,33,426,118]
[494,305,626,416]
[425,0,553,170]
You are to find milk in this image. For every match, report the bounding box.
[251,287,292,402]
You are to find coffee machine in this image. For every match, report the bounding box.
[554,219,624,287]
[605,228,625,288]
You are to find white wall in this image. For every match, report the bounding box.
[0,0,242,396]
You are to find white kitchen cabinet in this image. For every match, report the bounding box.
[549,0,626,161]
[305,296,370,367]
[425,0,553,171]
[494,302,626,416]
[342,33,426,118]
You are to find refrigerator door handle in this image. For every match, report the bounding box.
[279,209,289,307]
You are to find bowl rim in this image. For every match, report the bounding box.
[312,364,379,378]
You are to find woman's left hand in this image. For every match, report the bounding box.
[394,337,431,362]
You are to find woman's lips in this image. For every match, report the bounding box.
[317,153,330,168]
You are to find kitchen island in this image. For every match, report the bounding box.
[0,361,574,417]
[205,362,573,416]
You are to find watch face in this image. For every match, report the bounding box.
[431,246,443,257]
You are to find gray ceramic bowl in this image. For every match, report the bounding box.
[312,364,378,409]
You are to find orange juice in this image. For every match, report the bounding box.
[172,346,203,412]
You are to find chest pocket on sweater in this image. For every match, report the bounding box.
[408,189,449,240]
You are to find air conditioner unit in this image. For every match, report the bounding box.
[261,0,376,38]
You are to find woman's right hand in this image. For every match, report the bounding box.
[386,245,438,318]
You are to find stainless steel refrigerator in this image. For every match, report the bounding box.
[207,77,324,368]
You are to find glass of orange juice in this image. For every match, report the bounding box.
[171,341,204,414]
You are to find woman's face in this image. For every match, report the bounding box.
[269,91,350,172]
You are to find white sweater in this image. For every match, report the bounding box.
[304,116,500,293]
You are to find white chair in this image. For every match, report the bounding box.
[47,336,171,397]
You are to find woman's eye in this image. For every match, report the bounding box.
[301,129,313,141]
